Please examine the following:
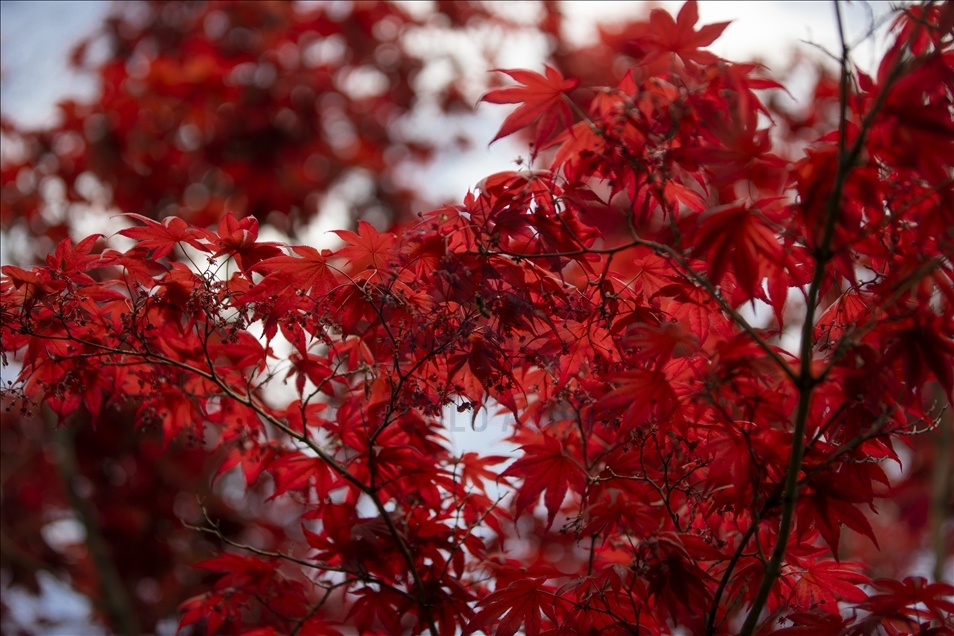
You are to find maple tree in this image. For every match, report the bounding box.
[3,1,954,635]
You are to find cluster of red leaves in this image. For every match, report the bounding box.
[2,2,954,635]
[0,3,545,631]
[0,0,510,244]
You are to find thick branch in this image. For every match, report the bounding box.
[48,409,140,636]
[930,387,953,584]
[739,2,918,631]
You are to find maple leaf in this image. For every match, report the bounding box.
[790,560,869,615]
[209,330,271,374]
[44,234,102,282]
[194,552,274,577]
[642,534,715,623]
[291,618,345,636]
[458,451,510,495]
[178,593,229,636]
[286,348,336,396]
[630,251,682,297]
[882,311,954,401]
[6,4,954,634]
[502,434,586,529]
[481,65,579,151]
[118,213,213,259]
[797,478,880,557]
[701,430,763,501]
[598,368,679,431]
[464,578,554,636]
[332,220,396,273]
[814,289,869,350]
[551,120,606,182]
[630,0,731,68]
[685,203,785,300]
[278,400,330,435]
[653,281,717,345]
[624,320,700,367]
[96,247,169,289]
[179,554,290,635]
[464,332,517,413]
[212,213,281,275]
[581,493,660,538]
[215,442,275,489]
[860,577,954,626]
[264,451,333,500]
[347,586,415,635]
[138,390,201,449]
[538,319,615,387]
[1,264,65,314]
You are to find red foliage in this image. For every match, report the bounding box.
[3,2,954,635]
[0,0,505,241]
[482,66,579,153]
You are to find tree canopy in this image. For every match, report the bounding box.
[1,1,953,635]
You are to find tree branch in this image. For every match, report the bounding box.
[48,409,140,636]
[929,386,953,584]
[739,3,921,631]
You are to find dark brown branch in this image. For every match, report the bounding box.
[48,409,140,636]
[929,386,953,584]
[739,2,922,632]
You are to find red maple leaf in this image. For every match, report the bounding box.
[773,613,851,636]
[458,451,510,495]
[464,578,554,636]
[346,586,413,635]
[598,368,679,431]
[630,0,730,68]
[332,220,396,273]
[118,213,213,259]
[814,289,870,350]
[789,560,869,615]
[44,234,103,282]
[860,577,954,627]
[502,434,585,529]
[263,451,333,501]
[247,245,340,301]
[797,479,880,557]
[882,311,954,401]
[212,213,281,275]
[4,4,954,634]
[481,65,579,152]
[208,330,271,374]
[686,203,785,300]
[97,247,168,289]
[1,264,65,314]
[138,389,201,449]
